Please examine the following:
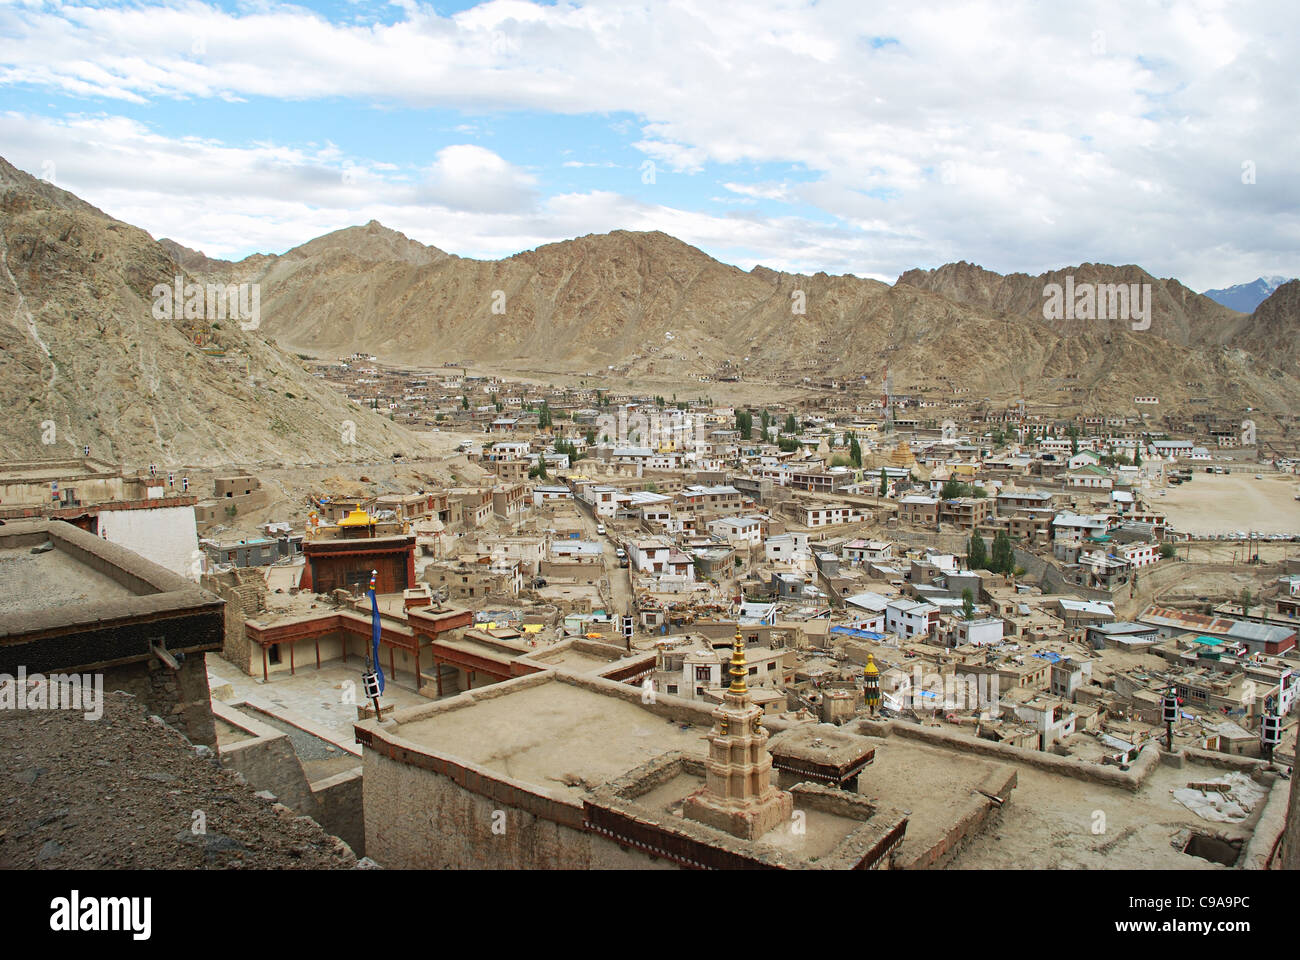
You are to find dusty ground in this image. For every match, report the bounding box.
[1154,472,1300,536]
[948,757,1264,870]
[0,691,356,869]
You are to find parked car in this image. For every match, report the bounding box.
[596,523,606,535]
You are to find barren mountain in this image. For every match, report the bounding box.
[896,260,1252,347]
[1238,279,1300,374]
[206,225,1296,420]
[1203,275,1296,313]
[0,157,424,467]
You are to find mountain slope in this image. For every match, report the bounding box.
[215,225,1298,420]
[896,261,1249,347]
[1237,279,1300,374]
[0,157,424,467]
[1203,276,1295,313]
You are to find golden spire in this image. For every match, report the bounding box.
[863,653,879,678]
[728,627,749,696]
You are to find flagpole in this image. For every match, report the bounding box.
[365,569,384,720]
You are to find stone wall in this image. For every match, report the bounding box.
[311,768,365,857]
[218,728,320,819]
[109,654,216,748]
[213,700,367,856]
[362,748,674,870]
[1014,547,1113,600]
[204,570,268,675]
[1239,774,1292,870]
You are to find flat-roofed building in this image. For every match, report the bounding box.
[900,495,939,525]
[357,669,908,870]
[0,519,224,746]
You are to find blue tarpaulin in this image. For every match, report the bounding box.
[830,626,888,641]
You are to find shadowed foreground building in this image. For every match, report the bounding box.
[356,617,1295,869]
[0,519,224,746]
[357,630,910,869]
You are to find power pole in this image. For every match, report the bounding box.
[1162,686,1179,752]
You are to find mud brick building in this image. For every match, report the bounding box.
[0,519,224,746]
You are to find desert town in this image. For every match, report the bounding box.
[4,363,1298,871]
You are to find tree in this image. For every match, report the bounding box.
[784,413,798,433]
[536,456,548,479]
[1240,588,1252,611]
[736,410,752,440]
[761,409,771,437]
[990,531,1014,576]
[461,395,469,410]
[1159,542,1175,559]
[849,437,862,468]
[1133,445,1142,467]
[961,588,976,621]
[878,468,888,497]
[968,531,987,570]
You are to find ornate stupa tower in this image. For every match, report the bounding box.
[862,654,881,717]
[682,629,794,840]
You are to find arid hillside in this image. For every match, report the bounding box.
[179,222,1300,420]
[0,158,426,467]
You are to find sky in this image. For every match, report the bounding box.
[1,0,1296,289]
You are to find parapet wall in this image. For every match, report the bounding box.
[362,746,672,870]
[214,700,320,817]
[855,717,1163,791]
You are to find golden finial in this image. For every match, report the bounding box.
[863,653,879,678]
[728,627,748,696]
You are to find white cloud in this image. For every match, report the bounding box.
[417,144,537,213]
[1,0,1297,287]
